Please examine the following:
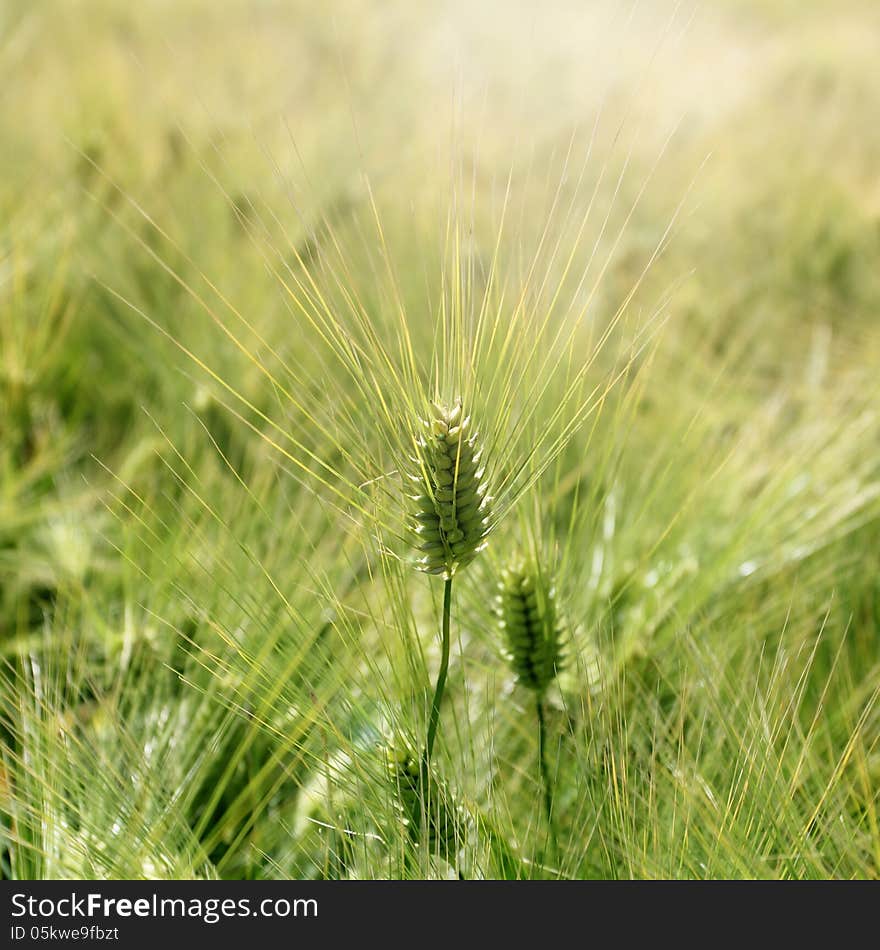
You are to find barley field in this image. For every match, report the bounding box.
[1,0,879,880]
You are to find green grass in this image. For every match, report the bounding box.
[1,0,879,879]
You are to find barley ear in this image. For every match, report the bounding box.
[496,558,566,866]
[384,737,462,862]
[496,560,566,695]
[409,397,492,578]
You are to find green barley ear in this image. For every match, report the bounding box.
[409,397,492,577]
[497,560,565,695]
[384,737,460,859]
[497,558,566,862]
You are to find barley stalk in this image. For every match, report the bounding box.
[406,397,492,768]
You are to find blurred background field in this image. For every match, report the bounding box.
[1,0,879,879]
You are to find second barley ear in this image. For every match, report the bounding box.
[497,561,565,695]
[497,557,566,866]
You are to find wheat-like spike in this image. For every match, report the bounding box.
[409,397,492,577]
[497,561,565,694]
[384,738,462,858]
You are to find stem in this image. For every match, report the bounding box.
[425,575,453,764]
[536,694,557,861]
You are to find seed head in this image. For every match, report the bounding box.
[409,398,491,577]
[497,560,565,694]
[384,737,460,855]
